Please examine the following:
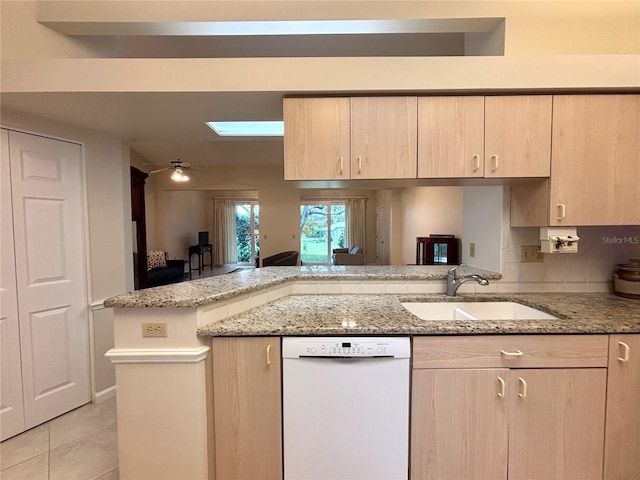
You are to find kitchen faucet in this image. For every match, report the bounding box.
[446,264,490,296]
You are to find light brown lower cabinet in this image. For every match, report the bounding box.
[604,334,640,479]
[211,337,282,480]
[411,336,608,480]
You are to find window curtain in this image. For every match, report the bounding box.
[213,199,237,264]
[345,199,366,249]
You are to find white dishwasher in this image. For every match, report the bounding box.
[282,337,410,480]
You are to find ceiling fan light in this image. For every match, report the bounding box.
[180,174,190,182]
[170,169,182,181]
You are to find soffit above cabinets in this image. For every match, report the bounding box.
[36,2,505,58]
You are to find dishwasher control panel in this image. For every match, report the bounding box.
[282,337,411,359]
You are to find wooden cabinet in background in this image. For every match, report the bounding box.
[211,337,282,480]
[417,96,485,178]
[484,95,552,178]
[411,335,608,480]
[350,96,417,179]
[283,97,350,180]
[604,334,640,479]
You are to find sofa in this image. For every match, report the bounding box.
[261,250,299,267]
[147,251,186,288]
[332,245,366,265]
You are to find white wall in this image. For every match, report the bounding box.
[149,171,381,266]
[0,107,131,397]
[463,186,503,272]
[397,186,464,265]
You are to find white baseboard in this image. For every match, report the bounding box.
[95,385,116,403]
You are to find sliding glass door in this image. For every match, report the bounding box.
[235,202,259,265]
[300,202,345,264]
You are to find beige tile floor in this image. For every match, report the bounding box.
[0,397,118,480]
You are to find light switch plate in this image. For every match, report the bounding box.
[469,243,476,258]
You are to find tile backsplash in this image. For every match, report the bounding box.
[500,187,640,293]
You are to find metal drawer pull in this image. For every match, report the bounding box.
[357,156,362,173]
[339,156,344,174]
[518,377,527,398]
[491,154,499,171]
[500,349,523,356]
[473,154,480,171]
[618,341,630,362]
[497,376,506,398]
[266,344,272,366]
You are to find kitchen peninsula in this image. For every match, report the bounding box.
[105,266,640,480]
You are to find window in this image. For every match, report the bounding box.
[235,202,259,264]
[300,202,345,264]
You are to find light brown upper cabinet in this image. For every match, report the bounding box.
[549,94,640,225]
[484,95,552,178]
[417,96,485,178]
[283,97,350,180]
[350,97,418,179]
[511,94,640,226]
[417,95,552,179]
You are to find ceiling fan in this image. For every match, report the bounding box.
[146,159,193,182]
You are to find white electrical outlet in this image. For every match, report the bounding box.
[142,322,167,337]
[469,243,476,258]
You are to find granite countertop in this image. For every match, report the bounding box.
[198,293,640,337]
[104,265,500,308]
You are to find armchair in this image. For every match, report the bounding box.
[332,245,366,265]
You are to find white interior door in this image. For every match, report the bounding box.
[8,130,90,429]
[0,129,26,440]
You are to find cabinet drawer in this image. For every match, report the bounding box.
[413,335,609,369]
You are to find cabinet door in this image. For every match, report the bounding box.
[212,337,282,480]
[508,368,606,480]
[484,95,552,178]
[549,94,640,225]
[351,96,417,179]
[418,96,484,178]
[0,129,25,441]
[604,335,640,479]
[411,369,508,480]
[283,97,350,180]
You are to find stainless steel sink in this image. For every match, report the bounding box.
[401,301,556,321]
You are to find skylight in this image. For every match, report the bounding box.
[206,121,284,137]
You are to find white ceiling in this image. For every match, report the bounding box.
[1,15,503,168]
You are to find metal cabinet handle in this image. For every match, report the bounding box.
[473,154,480,172]
[497,376,506,398]
[491,154,499,171]
[557,203,566,220]
[518,377,527,398]
[339,156,344,174]
[357,156,362,173]
[266,344,272,366]
[618,341,630,362]
[500,349,524,356]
